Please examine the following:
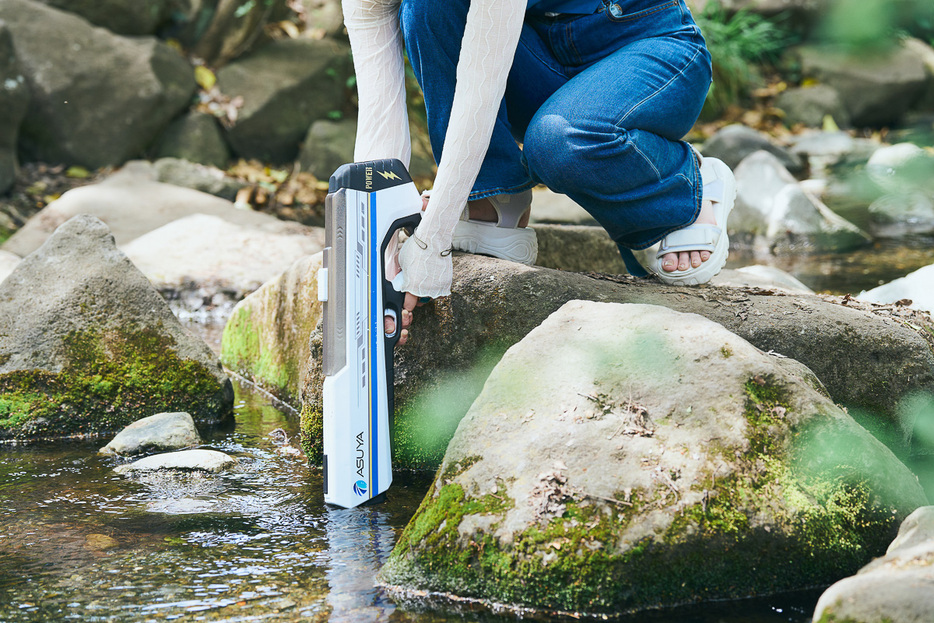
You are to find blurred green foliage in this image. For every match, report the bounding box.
[696,6,793,120]
[817,0,934,52]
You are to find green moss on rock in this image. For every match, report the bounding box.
[0,326,231,439]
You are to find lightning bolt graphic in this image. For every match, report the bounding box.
[377,170,401,181]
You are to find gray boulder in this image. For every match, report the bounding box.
[0,0,195,169]
[121,213,324,315]
[0,21,29,195]
[528,188,597,226]
[379,301,926,616]
[0,214,233,441]
[796,42,928,127]
[812,506,934,623]
[533,225,627,274]
[0,250,19,283]
[218,37,352,163]
[35,0,174,35]
[151,112,231,170]
[905,37,934,112]
[298,119,356,180]
[732,150,871,253]
[302,0,345,38]
[221,254,324,407]
[787,130,878,174]
[711,264,814,293]
[293,254,934,469]
[0,162,312,258]
[858,264,934,315]
[100,412,202,456]
[775,84,850,128]
[150,158,247,202]
[701,124,804,175]
[114,449,237,474]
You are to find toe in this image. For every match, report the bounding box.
[678,252,690,271]
[662,252,678,272]
[691,251,702,267]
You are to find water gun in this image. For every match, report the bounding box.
[317,159,422,508]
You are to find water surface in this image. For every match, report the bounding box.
[0,380,826,622]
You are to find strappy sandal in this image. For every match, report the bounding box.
[651,157,736,286]
[451,189,538,265]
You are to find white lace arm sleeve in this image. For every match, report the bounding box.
[395,0,526,298]
[342,0,410,165]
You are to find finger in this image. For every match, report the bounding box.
[384,314,396,336]
[403,292,420,312]
[398,328,408,346]
[401,308,412,329]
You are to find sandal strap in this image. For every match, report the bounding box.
[656,223,720,257]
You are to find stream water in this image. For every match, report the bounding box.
[2,240,932,623]
[0,378,822,623]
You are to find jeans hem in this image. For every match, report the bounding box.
[468,181,538,202]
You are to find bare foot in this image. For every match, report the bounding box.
[660,199,716,273]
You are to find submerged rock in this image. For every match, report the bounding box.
[114,449,237,474]
[379,301,926,616]
[812,506,934,623]
[0,214,233,441]
[99,412,202,456]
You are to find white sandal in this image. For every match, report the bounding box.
[651,157,736,286]
[451,190,538,265]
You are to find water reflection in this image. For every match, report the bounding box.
[0,379,817,623]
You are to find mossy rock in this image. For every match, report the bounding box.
[378,301,927,616]
[299,254,934,470]
[221,253,323,407]
[0,214,232,440]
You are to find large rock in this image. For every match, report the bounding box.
[812,506,934,623]
[0,21,29,195]
[378,301,927,616]
[0,0,196,169]
[795,42,929,127]
[775,84,851,129]
[99,411,202,456]
[858,264,934,315]
[35,0,175,35]
[0,250,19,283]
[732,150,871,253]
[0,215,233,441]
[293,254,934,468]
[121,214,323,315]
[221,254,323,406]
[218,37,352,163]
[0,163,312,258]
[700,124,804,174]
[151,112,231,170]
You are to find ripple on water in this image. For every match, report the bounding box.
[0,380,816,623]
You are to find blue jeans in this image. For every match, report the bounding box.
[400,0,712,271]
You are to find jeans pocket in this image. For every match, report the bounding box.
[601,0,679,23]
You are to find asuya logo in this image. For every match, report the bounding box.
[353,480,368,496]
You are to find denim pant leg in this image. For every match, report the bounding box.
[399,0,536,199]
[521,11,711,252]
